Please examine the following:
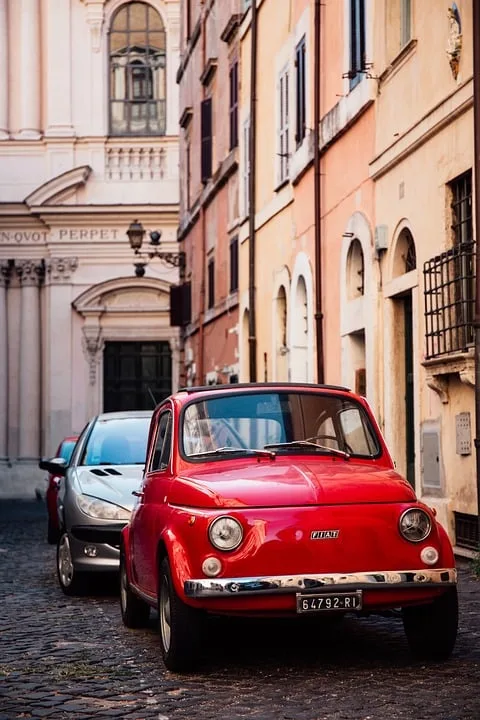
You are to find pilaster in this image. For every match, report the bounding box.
[16,0,41,139]
[0,261,11,461]
[0,0,8,139]
[17,260,44,460]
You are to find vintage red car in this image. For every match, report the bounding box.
[120,382,458,672]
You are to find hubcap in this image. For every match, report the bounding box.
[58,534,74,587]
[159,575,171,651]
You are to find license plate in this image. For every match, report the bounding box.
[296,591,362,613]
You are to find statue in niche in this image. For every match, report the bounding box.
[446,3,462,79]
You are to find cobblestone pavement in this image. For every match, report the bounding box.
[1,500,479,720]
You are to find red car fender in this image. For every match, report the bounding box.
[436,520,456,568]
[160,525,196,602]
[121,525,133,579]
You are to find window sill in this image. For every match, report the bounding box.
[274,177,290,194]
[422,348,474,403]
[378,39,418,87]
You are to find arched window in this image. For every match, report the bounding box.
[109,2,166,136]
[347,238,364,299]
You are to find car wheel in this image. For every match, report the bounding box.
[119,550,150,628]
[402,587,458,661]
[47,519,60,545]
[56,532,87,596]
[158,557,203,672]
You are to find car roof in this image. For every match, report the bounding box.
[178,382,351,395]
[95,410,153,421]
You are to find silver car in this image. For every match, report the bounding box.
[39,411,152,595]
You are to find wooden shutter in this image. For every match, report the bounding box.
[201,98,212,183]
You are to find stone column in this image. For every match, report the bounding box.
[17,260,43,460]
[45,0,74,136]
[17,0,41,139]
[0,261,11,460]
[0,0,8,139]
[43,258,78,454]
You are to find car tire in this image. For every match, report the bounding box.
[47,519,60,545]
[158,557,203,672]
[56,532,87,596]
[402,586,458,661]
[119,550,151,628]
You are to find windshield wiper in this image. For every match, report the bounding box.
[188,446,276,460]
[263,441,350,459]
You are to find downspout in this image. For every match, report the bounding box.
[248,0,258,382]
[472,0,480,535]
[198,2,207,384]
[313,0,325,384]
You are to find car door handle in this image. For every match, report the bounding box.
[132,490,144,498]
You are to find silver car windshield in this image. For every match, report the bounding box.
[181,392,380,459]
[80,417,151,466]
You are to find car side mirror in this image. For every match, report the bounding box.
[39,457,68,476]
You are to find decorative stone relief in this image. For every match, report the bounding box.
[446,4,462,80]
[0,260,11,287]
[46,257,79,284]
[81,326,104,385]
[16,260,44,286]
[82,0,105,53]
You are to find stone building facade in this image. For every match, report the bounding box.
[0,0,181,494]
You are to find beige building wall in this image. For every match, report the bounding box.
[371,0,475,547]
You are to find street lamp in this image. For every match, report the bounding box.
[126,220,186,277]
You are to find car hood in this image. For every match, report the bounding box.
[173,459,416,508]
[75,465,144,510]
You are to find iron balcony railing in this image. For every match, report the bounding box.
[423,241,475,359]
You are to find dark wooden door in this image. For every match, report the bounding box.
[404,294,415,488]
[103,341,172,412]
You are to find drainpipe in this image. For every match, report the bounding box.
[473,0,480,534]
[248,0,258,382]
[313,0,325,384]
[198,2,207,384]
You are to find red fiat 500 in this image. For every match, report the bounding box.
[120,383,458,672]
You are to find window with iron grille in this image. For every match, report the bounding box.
[423,170,475,359]
[295,36,306,147]
[109,2,166,136]
[349,0,366,90]
[201,98,213,183]
[207,257,215,309]
[277,65,290,184]
[454,511,479,551]
[229,62,239,150]
[230,236,239,293]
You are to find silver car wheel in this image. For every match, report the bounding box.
[58,533,74,587]
[120,561,128,613]
[159,575,171,652]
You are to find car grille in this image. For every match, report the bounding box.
[70,524,127,547]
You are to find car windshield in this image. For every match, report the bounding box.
[181,391,380,460]
[58,440,76,464]
[80,416,151,466]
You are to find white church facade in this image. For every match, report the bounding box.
[0,0,181,494]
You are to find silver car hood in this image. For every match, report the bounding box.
[75,465,144,511]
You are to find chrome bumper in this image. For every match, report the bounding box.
[184,568,457,598]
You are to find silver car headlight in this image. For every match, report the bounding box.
[399,508,432,543]
[208,516,243,551]
[76,494,131,521]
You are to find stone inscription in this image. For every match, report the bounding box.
[0,229,120,243]
[0,231,48,243]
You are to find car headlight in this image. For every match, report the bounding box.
[399,508,432,543]
[76,494,131,521]
[208,516,243,551]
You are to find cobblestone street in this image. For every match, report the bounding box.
[0,500,479,720]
